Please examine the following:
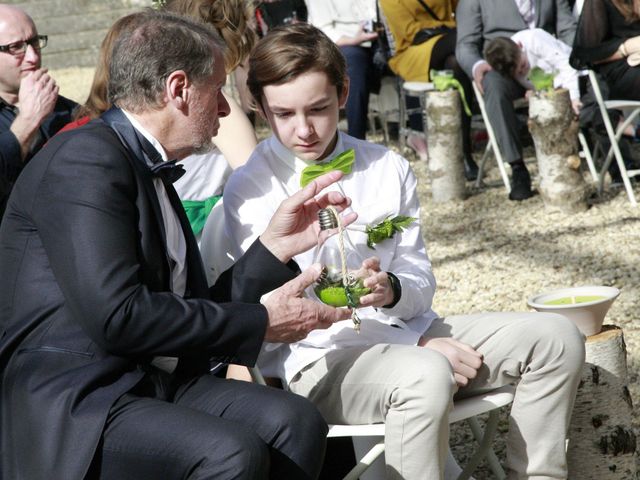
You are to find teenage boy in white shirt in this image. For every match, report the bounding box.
[220,23,585,480]
[484,28,584,114]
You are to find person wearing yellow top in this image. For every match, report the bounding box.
[380,0,478,181]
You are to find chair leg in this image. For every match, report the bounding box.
[456,411,504,480]
[578,130,599,183]
[475,143,492,188]
[467,416,507,479]
[342,442,385,480]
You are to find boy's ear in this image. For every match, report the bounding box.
[338,76,350,109]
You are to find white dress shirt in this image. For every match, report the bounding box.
[515,0,536,29]
[222,132,438,384]
[512,28,582,100]
[122,110,187,373]
[306,0,376,44]
[174,147,232,201]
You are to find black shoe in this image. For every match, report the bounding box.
[508,164,534,201]
[463,156,479,181]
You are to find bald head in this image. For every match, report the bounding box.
[0,4,36,39]
[0,4,41,99]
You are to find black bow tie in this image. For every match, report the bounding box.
[150,160,186,184]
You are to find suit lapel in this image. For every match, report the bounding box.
[99,109,171,275]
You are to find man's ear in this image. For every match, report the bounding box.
[338,76,350,109]
[166,70,190,109]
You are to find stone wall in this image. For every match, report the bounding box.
[7,0,152,69]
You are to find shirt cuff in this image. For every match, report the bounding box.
[472,59,488,79]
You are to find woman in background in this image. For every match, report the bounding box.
[164,0,258,239]
[381,0,478,180]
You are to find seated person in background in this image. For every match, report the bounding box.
[0,4,76,221]
[306,0,379,140]
[381,0,478,178]
[221,23,585,480]
[0,11,354,480]
[570,0,640,99]
[484,29,583,115]
[164,0,258,239]
[456,0,577,200]
[569,0,640,181]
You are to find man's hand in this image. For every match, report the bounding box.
[10,68,59,159]
[473,62,493,94]
[357,257,395,308]
[260,170,356,263]
[623,35,640,56]
[336,25,378,47]
[262,264,353,343]
[419,336,483,386]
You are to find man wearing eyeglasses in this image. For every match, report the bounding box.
[0,4,77,222]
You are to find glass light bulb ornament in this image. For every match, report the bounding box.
[309,207,370,333]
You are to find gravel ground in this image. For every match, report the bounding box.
[52,66,640,478]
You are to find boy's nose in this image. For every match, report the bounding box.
[296,116,314,138]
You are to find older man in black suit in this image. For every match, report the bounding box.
[456,0,576,200]
[0,10,355,480]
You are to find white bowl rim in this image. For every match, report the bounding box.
[527,285,620,309]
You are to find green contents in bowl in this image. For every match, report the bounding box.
[544,295,606,305]
[314,280,370,307]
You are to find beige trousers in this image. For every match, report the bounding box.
[288,311,585,480]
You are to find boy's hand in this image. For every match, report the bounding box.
[357,257,395,308]
[260,170,356,263]
[418,336,483,386]
[262,264,352,343]
[571,98,582,115]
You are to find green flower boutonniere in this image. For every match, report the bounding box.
[365,216,417,249]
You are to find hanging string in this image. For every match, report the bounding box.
[325,206,361,333]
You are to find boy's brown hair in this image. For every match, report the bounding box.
[247,23,347,111]
[484,37,521,77]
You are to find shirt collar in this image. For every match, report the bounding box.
[122,109,169,162]
[0,96,17,114]
[269,131,346,174]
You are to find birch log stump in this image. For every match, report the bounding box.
[528,89,589,212]
[567,326,637,479]
[426,89,466,202]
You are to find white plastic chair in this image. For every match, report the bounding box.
[250,367,514,480]
[472,82,525,192]
[586,69,640,206]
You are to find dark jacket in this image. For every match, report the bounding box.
[0,95,77,221]
[0,116,294,480]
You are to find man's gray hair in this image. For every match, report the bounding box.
[108,9,223,113]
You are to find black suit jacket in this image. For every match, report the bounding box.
[0,115,296,480]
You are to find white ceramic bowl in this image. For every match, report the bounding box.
[527,286,620,337]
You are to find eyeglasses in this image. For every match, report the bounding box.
[0,35,48,56]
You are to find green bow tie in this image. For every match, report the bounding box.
[431,71,472,116]
[299,149,355,187]
[181,194,222,235]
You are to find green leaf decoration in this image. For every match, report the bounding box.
[528,66,555,92]
[365,215,417,249]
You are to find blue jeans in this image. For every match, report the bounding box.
[341,45,374,139]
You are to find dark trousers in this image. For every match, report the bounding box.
[341,45,374,139]
[407,30,473,159]
[481,70,527,164]
[88,372,328,480]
